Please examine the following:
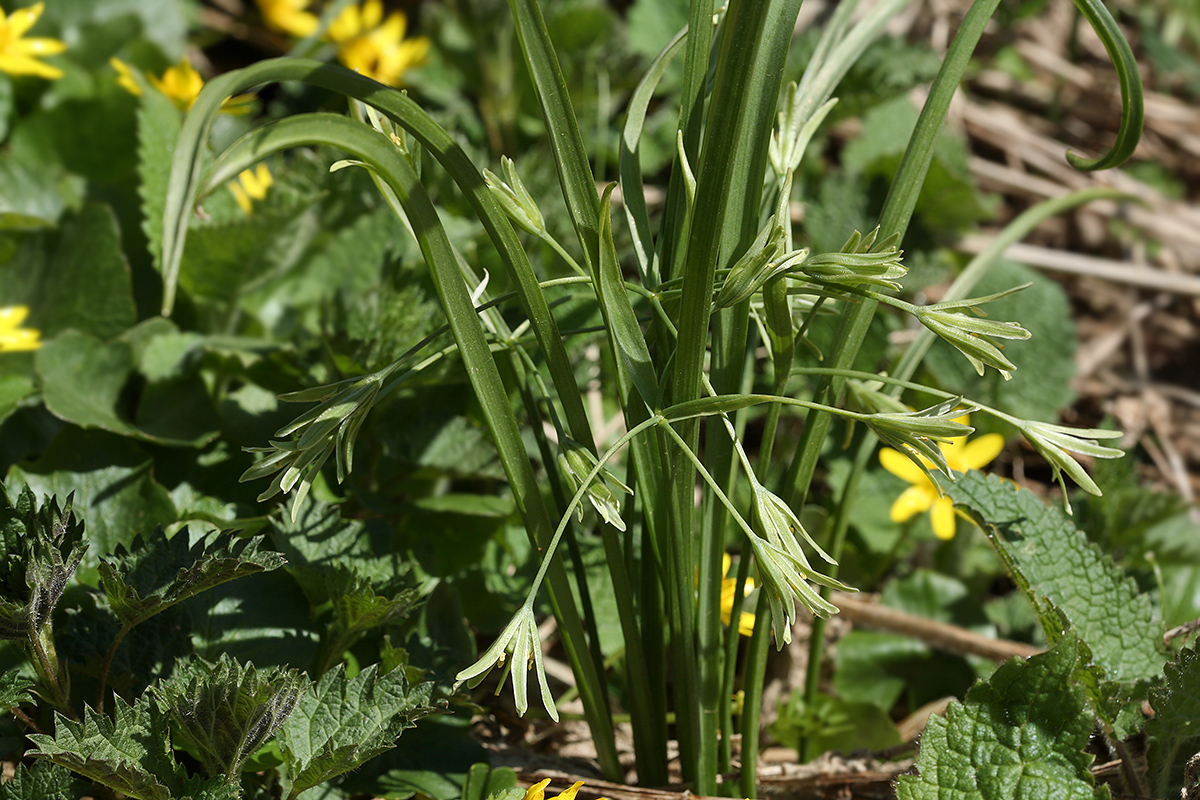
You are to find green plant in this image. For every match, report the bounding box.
[3,0,1189,796]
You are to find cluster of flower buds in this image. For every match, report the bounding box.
[556,438,633,531]
[1017,420,1123,512]
[795,228,906,291]
[483,156,547,238]
[453,603,557,721]
[240,372,384,522]
[911,286,1032,379]
[863,398,976,483]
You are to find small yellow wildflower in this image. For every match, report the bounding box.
[523,780,591,800]
[110,57,254,114]
[229,164,273,214]
[328,0,430,86]
[0,306,41,352]
[256,0,320,38]
[879,415,1003,540]
[720,552,756,637]
[0,2,66,80]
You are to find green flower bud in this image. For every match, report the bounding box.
[483,156,545,237]
[865,398,976,481]
[556,438,633,531]
[454,604,557,721]
[913,286,1032,379]
[713,218,795,308]
[1017,420,1122,510]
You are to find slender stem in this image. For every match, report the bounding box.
[739,594,771,798]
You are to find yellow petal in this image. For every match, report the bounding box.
[0,52,63,79]
[0,306,30,329]
[722,551,732,576]
[930,497,956,540]
[551,781,586,800]
[362,0,383,29]
[8,2,45,38]
[879,447,927,485]
[230,182,252,214]
[962,433,1004,471]
[890,484,933,523]
[523,779,551,800]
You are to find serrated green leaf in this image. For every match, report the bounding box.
[950,471,1164,687]
[27,697,179,800]
[329,569,418,637]
[277,663,439,798]
[896,633,1102,800]
[153,654,304,781]
[0,669,34,707]
[1147,646,1200,798]
[0,484,86,640]
[0,761,87,800]
[98,527,285,628]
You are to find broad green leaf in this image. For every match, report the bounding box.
[0,761,87,800]
[277,663,439,798]
[327,568,419,646]
[0,204,136,341]
[0,669,34,707]
[1147,646,1200,799]
[950,472,1164,687]
[895,633,1101,800]
[0,485,86,640]
[0,154,73,225]
[39,0,190,60]
[770,691,901,756]
[153,655,304,781]
[37,331,136,437]
[7,428,176,558]
[99,527,285,628]
[0,375,36,426]
[27,698,179,800]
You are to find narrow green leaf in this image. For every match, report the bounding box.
[896,633,1101,800]
[136,83,183,274]
[1065,0,1144,171]
[597,184,658,407]
[277,663,439,798]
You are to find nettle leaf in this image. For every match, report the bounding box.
[1147,646,1200,798]
[99,526,285,628]
[0,761,88,800]
[152,655,304,781]
[950,472,1164,689]
[0,669,35,707]
[327,567,420,645]
[270,503,403,601]
[0,484,86,640]
[896,633,1100,800]
[277,663,440,798]
[27,697,180,800]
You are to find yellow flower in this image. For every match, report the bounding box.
[523,780,598,800]
[111,57,254,114]
[879,415,1003,540]
[328,0,430,86]
[256,0,320,38]
[229,164,273,214]
[0,2,66,80]
[720,552,756,637]
[0,306,41,352]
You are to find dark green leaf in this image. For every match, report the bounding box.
[0,669,34,707]
[7,428,176,557]
[896,633,1101,800]
[153,654,304,780]
[1147,646,1200,799]
[0,484,86,640]
[37,331,137,438]
[99,527,285,627]
[27,698,179,800]
[277,663,439,797]
[0,204,137,341]
[0,375,35,426]
[328,568,419,644]
[0,761,88,800]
